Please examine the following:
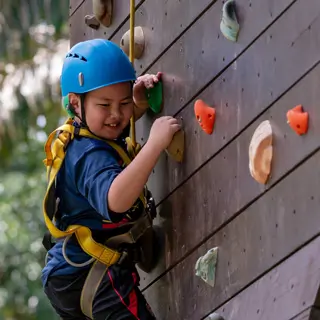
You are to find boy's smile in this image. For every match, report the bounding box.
[70,82,134,140]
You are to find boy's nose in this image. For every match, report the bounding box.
[109,108,121,120]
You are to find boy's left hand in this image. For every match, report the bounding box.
[133,72,162,109]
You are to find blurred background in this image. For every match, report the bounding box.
[0,1,70,318]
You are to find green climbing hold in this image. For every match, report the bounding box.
[147,80,163,114]
[220,0,240,42]
[195,247,218,287]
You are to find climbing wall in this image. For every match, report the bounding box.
[69,0,320,319]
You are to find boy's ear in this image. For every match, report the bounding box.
[68,93,81,117]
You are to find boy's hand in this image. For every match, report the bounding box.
[147,116,181,152]
[133,72,162,109]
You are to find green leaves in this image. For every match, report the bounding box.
[0,1,70,318]
[0,169,58,319]
[0,1,69,65]
[0,0,68,169]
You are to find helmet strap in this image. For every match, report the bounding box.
[77,94,98,138]
[79,94,88,128]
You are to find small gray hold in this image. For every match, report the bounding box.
[195,247,218,287]
[205,313,225,320]
[85,14,100,30]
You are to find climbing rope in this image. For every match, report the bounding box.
[129,0,136,148]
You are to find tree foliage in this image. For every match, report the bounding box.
[0,167,57,319]
[0,1,70,318]
[0,0,69,165]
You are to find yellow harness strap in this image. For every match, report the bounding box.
[43,118,146,266]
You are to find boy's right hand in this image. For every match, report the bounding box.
[148,116,181,152]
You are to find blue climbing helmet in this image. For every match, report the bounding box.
[60,39,136,117]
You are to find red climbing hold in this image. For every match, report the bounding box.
[286,105,309,135]
[194,99,216,134]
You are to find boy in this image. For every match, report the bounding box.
[42,39,180,319]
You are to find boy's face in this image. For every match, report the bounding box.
[70,82,133,140]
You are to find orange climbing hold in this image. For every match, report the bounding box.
[194,99,216,134]
[286,105,309,135]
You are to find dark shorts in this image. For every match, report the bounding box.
[44,265,156,320]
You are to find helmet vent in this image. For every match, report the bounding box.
[66,53,87,62]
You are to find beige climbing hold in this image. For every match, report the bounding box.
[84,14,100,30]
[249,120,273,184]
[120,27,145,59]
[93,0,113,28]
[166,129,184,163]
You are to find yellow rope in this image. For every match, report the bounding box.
[129,0,136,148]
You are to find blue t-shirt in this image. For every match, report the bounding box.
[41,128,141,286]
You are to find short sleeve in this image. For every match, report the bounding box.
[74,143,123,221]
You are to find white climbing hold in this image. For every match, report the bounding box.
[92,0,113,28]
[249,120,273,184]
[120,26,145,59]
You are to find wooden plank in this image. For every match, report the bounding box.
[69,0,84,17]
[291,309,312,320]
[141,0,300,115]
[209,237,320,320]
[138,57,320,289]
[113,0,300,78]
[69,0,144,47]
[309,308,320,320]
[143,150,320,320]
[291,307,320,320]
[140,0,320,204]
[111,0,218,75]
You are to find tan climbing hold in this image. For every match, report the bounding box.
[166,129,184,163]
[84,15,100,30]
[120,27,145,59]
[93,0,113,28]
[249,120,273,184]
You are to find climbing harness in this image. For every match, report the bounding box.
[42,118,157,319]
[42,118,151,254]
